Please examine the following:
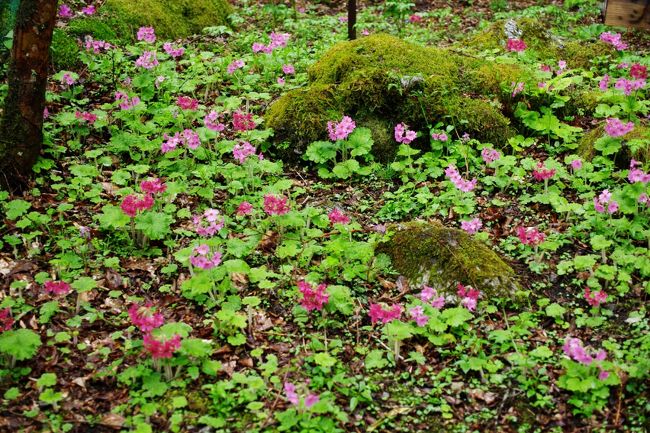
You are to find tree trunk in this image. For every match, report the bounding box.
[0,0,57,191]
[347,0,356,40]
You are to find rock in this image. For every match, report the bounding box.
[375,221,518,296]
[577,123,650,164]
[266,34,533,161]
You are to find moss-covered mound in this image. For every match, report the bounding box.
[266,34,534,161]
[375,221,518,296]
[578,123,650,164]
[463,18,613,69]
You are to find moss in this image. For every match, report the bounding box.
[358,117,395,162]
[51,29,80,70]
[267,34,529,159]
[578,124,650,164]
[66,17,121,43]
[375,221,518,296]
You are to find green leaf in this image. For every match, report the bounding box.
[36,373,57,388]
[71,277,97,293]
[39,301,60,324]
[314,352,337,368]
[5,199,31,220]
[545,303,566,318]
[0,329,41,360]
[135,212,173,240]
[348,127,374,157]
[365,349,389,370]
[441,307,473,327]
[97,205,130,229]
[39,388,63,404]
[181,338,213,358]
[383,320,413,341]
[326,285,354,316]
[305,141,337,164]
[529,345,554,358]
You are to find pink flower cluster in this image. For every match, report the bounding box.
[59,4,73,18]
[0,308,13,332]
[140,178,167,194]
[457,283,480,311]
[517,226,546,246]
[630,63,648,80]
[263,195,290,216]
[43,281,71,296]
[284,382,319,408]
[128,303,164,332]
[460,218,482,235]
[431,132,448,142]
[177,96,198,111]
[121,194,154,217]
[328,208,350,225]
[584,287,607,307]
[143,333,181,359]
[532,162,556,181]
[614,78,645,96]
[394,123,417,144]
[600,32,627,51]
[563,337,610,380]
[327,116,356,141]
[61,73,76,86]
[506,38,527,52]
[161,129,201,153]
[481,147,500,164]
[368,303,403,324]
[408,306,428,326]
[163,43,185,59]
[282,64,295,75]
[84,36,112,53]
[605,118,634,138]
[193,209,225,237]
[252,32,291,54]
[570,159,582,171]
[115,92,140,110]
[137,27,156,43]
[237,201,254,216]
[511,81,525,97]
[190,244,222,270]
[593,189,619,214]
[233,142,261,163]
[419,286,445,309]
[135,51,159,69]
[599,74,609,91]
[204,111,226,132]
[75,111,97,124]
[227,59,245,74]
[81,5,95,15]
[445,165,477,192]
[297,281,329,312]
[628,160,650,184]
[233,111,256,132]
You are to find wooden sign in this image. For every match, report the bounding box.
[604,0,650,29]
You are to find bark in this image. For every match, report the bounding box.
[347,0,356,40]
[0,0,57,191]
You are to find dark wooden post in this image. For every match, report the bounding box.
[348,0,356,40]
[0,0,58,191]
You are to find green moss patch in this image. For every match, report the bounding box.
[376,221,518,297]
[578,124,650,164]
[266,34,534,161]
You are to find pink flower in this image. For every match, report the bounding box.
[263,195,290,216]
[84,36,112,53]
[304,394,320,408]
[297,281,329,312]
[75,111,97,124]
[593,189,618,214]
[227,59,245,74]
[614,78,645,96]
[460,218,482,235]
[233,111,256,132]
[163,43,185,59]
[368,303,403,324]
[43,108,50,119]
[540,64,552,72]
[128,303,165,332]
[506,38,527,52]
[140,178,167,194]
[328,208,350,225]
[600,31,627,50]
[236,201,253,216]
[121,194,154,217]
[431,132,448,142]
[182,129,201,150]
[481,147,500,164]
[115,92,140,110]
[419,286,445,309]
[584,287,607,307]
[204,111,226,132]
[177,96,198,111]
[628,159,650,184]
[143,333,181,359]
[532,162,556,181]
[327,116,356,141]
[137,27,156,43]
[58,4,73,18]
[638,193,649,205]
[563,337,594,365]
[570,159,582,170]
[277,77,285,85]
[61,73,76,86]
[81,5,95,15]
[269,32,291,49]
[599,74,610,91]
[189,244,222,270]
[362,29,370,36]
[511,81,525,97]
[394,123,417,144]
[408,306,429,326]
[282,64,295,75]
[557,60,567,73]
[517,226,545,246]
[0,309,13,332]
[630,63,648,80]
[605,118,634,137]
[284,382,299,405]
[193,209,224,236]
[43,281,71,296]
[457,283,480,311]
[135,51,159,69]
[445,165,477,192]
[233,142,258,163]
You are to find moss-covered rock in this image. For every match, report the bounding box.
[375,221,518,296]
[578,124,650,164]
[267,34,533,161]
[463,18,613,69]
[51,29,81,70]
